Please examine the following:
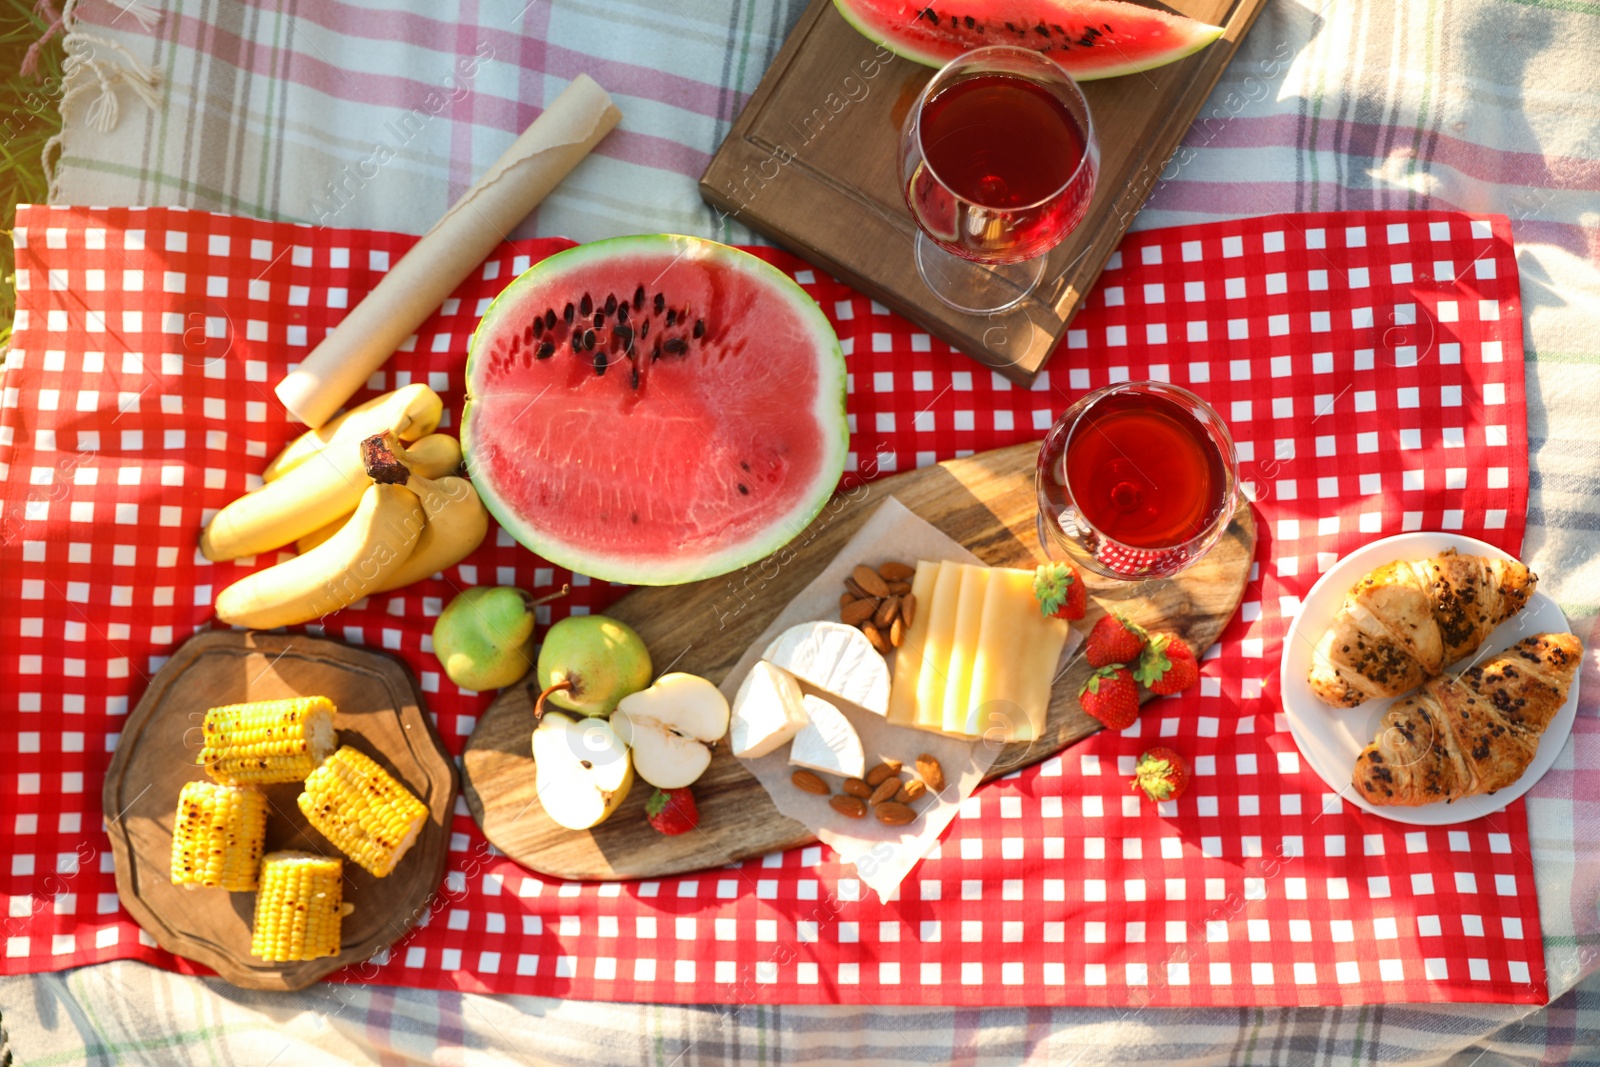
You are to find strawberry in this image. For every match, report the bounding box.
[1135,632,1200,695]
[1085,614,1148,668]
[1131,747,1191,802]
[1077,665,1140,730]
[1032,561,1087,621]
[645,787,699,836]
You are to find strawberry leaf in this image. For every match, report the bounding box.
[1033,563,1073,617]
[645,789,670,817]
[1133,636,1172,687]
[1133,758,1176,800]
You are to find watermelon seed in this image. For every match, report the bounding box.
[653,292,665,314]
[918,7,936,23]
[616,326,634,349]
[580,293,594,317]
[1034,23,1048,36]
[693,319,706,339]
[533,317,544,338]
[594,311,606,328]
[964,15,974,29]
[633,285,646,310]
[570,333,581,353]
[545,309,557,330]
[564,302,575,323]
[666,308,677,327]
[536,341,554,359]
[617,303,629,324]
[605,294,618,316]
[584,329,597,351]
[663,337,688,356]
[630,366,640,389]
[741,461,750,471]
[652,338,662,361]
[737,483,749,495]
[593,352,607,376]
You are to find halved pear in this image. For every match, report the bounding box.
[611,673,730,789]
[532,710,634,830]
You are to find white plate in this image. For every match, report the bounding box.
[1280,531,1578,826]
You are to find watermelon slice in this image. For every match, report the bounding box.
[833,0,1225,78]
[462,236,848,587]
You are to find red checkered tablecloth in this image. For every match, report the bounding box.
[0,205,1536,1006]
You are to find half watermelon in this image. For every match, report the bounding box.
[833,0,1225,78]
[462,236,848,586]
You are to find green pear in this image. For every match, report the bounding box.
[433,587,538,691]
[535,615,652,718]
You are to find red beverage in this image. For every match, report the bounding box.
[1063,391,1228,549]
[907,71,1096,264]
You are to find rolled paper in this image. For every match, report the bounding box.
[274,74,623,430]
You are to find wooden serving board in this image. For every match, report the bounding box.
[102,631,458,991]
[462,442,1255,881]
[699,0,1269,385]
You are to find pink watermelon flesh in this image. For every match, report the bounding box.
[832,0,1225,77]
[462,236,848,587]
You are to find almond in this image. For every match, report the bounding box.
[842,778,873,799]
[868,776,902,806]
[878,561,915,582]
[844,575,876,601]
[791,769,830,796]
[840,592,859,611]
[860,622,890,654]
[840,597,878,626]
[851,564,890,599]
[874,802,915,826]
[829,794,867,819]
[872,595,900,629]
[865,760,902,786]
[895,778,927,804]
[889,615,906,648]
[886,580,912,596]
[901,594,916,629]
[916,754,945,793]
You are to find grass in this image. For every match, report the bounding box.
[1,0,67,346]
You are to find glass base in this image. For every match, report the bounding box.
[914,231,1046,315]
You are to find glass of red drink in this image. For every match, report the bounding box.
[901,44,1099,315]
[1036,382,1238,579]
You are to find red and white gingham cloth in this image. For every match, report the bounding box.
[0,205,1536,1007]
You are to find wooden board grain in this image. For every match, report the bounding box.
[102,631,457,991]
[462,442,1255,880]
[699,0,1268,385]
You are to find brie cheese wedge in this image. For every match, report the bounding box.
[762,620,891,716]
[787,693,865,780]
[728,661,810,759]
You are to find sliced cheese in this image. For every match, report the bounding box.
[728,661,809,759]
[913,562,965,730]
[940,565,991,734]
[762,621,890,716]
[966,566,1070,741]
[885,560,942,726]
[788,693,865,780]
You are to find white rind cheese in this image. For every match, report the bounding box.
[728,661,810,759]
[761,620,891,716]
[787,693,865,779]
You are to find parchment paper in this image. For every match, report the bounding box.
[275,74,623,429]
[719,497,1064,899]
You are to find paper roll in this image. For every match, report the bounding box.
[275,74,623,430]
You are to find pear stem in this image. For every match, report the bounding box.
[526,584,571,609]
[533,679,573,721]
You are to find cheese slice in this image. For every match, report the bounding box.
[885,561,942,725]
[788,693,865,780]
[913,563,965,730]
[967,566,1070,741]
[762,621,890,716]
[728,661,810,759]
[940,565,991,734]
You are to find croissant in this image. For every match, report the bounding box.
[1352,632,1581,806]
[1308,550,1537,708]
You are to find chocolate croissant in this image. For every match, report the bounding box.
[1352,632,1581,806]
[1308,550,1537,708]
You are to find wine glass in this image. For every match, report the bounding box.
[900,45,1100,315]
[1036,382,1239,579]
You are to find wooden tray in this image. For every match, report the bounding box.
[462,442,1256,881]
[699,0,1269,385]
[102,631,458,991]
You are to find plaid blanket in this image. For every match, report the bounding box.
[9,0,1600,1063]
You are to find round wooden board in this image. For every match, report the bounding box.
[102,630,458,991]
[462,441,1256,881]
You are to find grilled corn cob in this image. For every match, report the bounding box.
[297,746,428,877]
[168,781,268,891]
[198,696,337,785]
[250,851,347,962]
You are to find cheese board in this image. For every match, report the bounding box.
[461,441,1256,881]
[102,631,457,991]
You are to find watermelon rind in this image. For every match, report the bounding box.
[462,234,849,587]
[831,0,1225,79]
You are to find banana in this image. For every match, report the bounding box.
[201,432,460,562]
[292,434,462,553]
[262,383,443,482]
[213,483,425,629]
[370,475,488,594]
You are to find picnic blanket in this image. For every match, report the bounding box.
[6,0,1600,1063]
